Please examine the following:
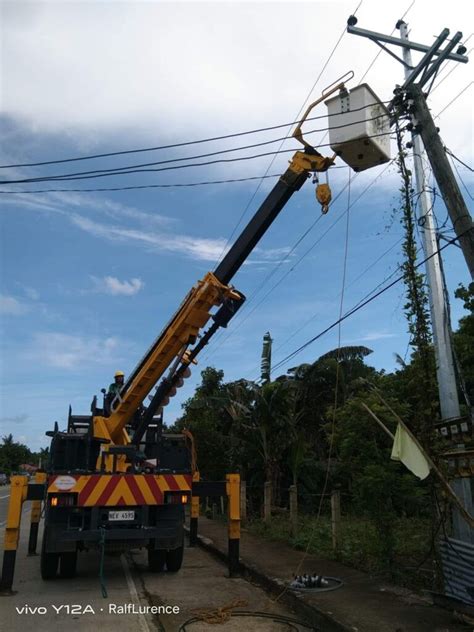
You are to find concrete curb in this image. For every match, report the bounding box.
[184,526,352,632]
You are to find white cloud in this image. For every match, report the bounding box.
[23,287,40,300]
[1,0,471,163]
[92,276,144,296]
[69,213,228,261]
[0,414,29,425]
[0,294,28,315]
[343,331,398,344]
[25,332,121,369]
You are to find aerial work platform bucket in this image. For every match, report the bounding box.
[325,83,391,172]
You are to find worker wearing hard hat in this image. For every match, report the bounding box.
[108,370,125,398]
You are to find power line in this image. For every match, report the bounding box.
[202,157,397,364]
[269,232,464,375]
[430,36,473,94]
[273,234,404,356]
[0,100,388,171]
[0,173,286,195]
[0,116,391,186]
[200,172,356,362]
[445,148,473,173]
[434,81,473,120]
[449,154,474,201]
[204,87,470,367]
[212,0,359,270]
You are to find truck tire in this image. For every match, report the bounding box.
[59,552,77,578]
[40,529,59,580]
[166,542,184,572]
[148,548,166,572]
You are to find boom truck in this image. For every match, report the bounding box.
[0,76,353,591]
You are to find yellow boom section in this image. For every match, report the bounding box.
[94,272,237,445]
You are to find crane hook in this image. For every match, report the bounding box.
[316,171,332,214]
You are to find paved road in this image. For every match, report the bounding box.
[0,496,309,632]
[0,487,31,532]
[0,486,13,526]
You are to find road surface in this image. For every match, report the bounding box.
[0,490,310,631]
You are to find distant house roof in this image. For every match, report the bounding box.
[19,464,38,472]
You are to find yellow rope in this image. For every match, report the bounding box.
[190,599,247,625]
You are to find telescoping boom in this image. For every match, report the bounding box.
[100,75,352,465]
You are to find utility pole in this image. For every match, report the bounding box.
[398,21,460,423]
[398,22,472,542]
[347,18,473,543]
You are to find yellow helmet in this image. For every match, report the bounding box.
[114,370,125,378]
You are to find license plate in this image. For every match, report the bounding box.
[108,510,135,521]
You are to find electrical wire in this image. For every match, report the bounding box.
[445,148,473,173]
[178,611,316,631]
[0,115,386,185]
[0,173,285,195]
[273,234,404,357]
[448,155,473,201]
[212,0,359,269]
[228,89,469,375]
[430,37,472,95]
[0,100,390,171]
[199,0,366,359]
[203,157,397,365]
[285,168,352,593]
[269,231,466,375]
[434,81,473,120]
[0,132,396,186]
[200,173,356,363]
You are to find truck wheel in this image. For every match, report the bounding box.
[148,548,166,572]
[40,529,59,580]
[166,543,184,572]
[59,552,77,578]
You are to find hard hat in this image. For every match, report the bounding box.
[114,370,125,378]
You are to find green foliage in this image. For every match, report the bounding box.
[173,367,231,480]
[0,434,33,474]
[453,282,474,406]
[248,513,433,578]
[395,125,438,437]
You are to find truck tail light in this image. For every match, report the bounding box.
[165,492,189,505]
[49,493,76,507]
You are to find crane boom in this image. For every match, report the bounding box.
[92,77,353,463]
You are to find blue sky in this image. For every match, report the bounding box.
[0,0,472,452]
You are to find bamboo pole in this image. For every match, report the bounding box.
[362,398,474,529]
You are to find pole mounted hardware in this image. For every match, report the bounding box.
[347,18,473,280]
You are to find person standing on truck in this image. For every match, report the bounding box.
[108,370,125,398]
[105,370,125,415]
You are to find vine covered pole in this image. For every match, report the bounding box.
[399,23,472,543]
[399,21,461,423]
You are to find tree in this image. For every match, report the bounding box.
[225,379,295,503]
[173,367,231,480]
[0,434,32,474]
[453,282,474,409]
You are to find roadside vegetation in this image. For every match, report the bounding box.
[171,280,473,590]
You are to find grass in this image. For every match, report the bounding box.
[246,513,435,587]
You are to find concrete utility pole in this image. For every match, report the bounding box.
[399,23,472,542]
[399,21,460,423]
[347,17,473,542]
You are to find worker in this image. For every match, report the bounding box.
[104,371,125,416]
[108,370,125,398]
